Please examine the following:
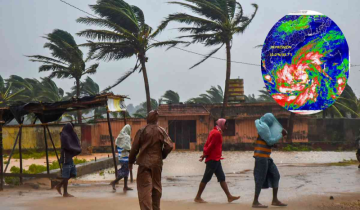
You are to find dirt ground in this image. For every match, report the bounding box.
[1,151,359,210]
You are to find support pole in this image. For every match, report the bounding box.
[0,123,4,191]
[4,126,21,173]
[43,126,50,175]
[46,126,61,171]
[106,110,118,179]
[287,112,295,143]
[19,123,23,185]
[123,111,127,125]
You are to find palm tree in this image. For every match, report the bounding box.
[133,98,159,118]
[161,90,180,104]
[0,76,25,107]
[76,0,188,114]
[6,76,42,103]
[244,94,258,103]
[37,77,64,102]
[323,84,359,118]
[157,0,258,117]
[186,85,223,104]
[258,88,274,102]
[26,29,99,123]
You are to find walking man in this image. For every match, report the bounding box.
[129,110,173,210]
[194,118,240,203]
[56,122,81,197]
[110,124,133,192]
[252,113,287,208]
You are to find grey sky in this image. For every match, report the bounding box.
[1,0,359,106]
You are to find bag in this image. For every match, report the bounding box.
[158,127,173,159]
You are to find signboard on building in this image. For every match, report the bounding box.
[228,79,245,103]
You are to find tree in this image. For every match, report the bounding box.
[244,94,258,103]
[27,29,99,123]
[0,76,25,107]
[37,77,64,102]
[6,76,42,103]
[186,85,223,104]
[77,0,187,114]
[158,0,258,117]
[258,88,275,102]
[161,90,180,104]
[323,84,359,118]
[133,98,159,118]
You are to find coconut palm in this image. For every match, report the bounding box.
[0,76,25,107]
[157,0,258,117]
[37,77,64,102]
[76,0,188,113]
[323,84,359,118]
[26,29,99,123]
[244,94,258,103]
[258,88,274,102]
[6,76,43,103]
[161,90,180,104]
[133,98,159,118]
[186,85,223,104]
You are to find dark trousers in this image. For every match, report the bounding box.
[254,157,280,195]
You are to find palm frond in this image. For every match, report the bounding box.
[190,44,224,69]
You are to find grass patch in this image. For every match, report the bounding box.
[329,159,358,166]
[99,171,105,176]
[282,144,311,151]
[5,157,87,185]
[11,149,60,159]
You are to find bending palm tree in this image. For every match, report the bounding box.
[186,85,223,104]
[161,90,180,104]
[157,0,258,117]
[324,84,359,118]
[0,76,25,107]
[27,29,99,123]
[77,0,188,113]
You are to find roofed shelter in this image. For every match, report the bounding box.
[0,93,128,191]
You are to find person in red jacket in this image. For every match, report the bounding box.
[194,118,240,203]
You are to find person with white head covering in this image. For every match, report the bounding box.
[110,124,133,192]
[252,113,287,208]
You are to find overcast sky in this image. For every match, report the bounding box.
[1,0,359,106]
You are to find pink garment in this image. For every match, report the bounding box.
[216,118,227,131]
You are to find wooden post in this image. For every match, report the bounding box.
[4,126,21,173]
[43,126,50,175]
[106,110,118,179]
[123,111,127,125]
[46,126,61,171]
[19,122,23,185]
[0,122,4,191]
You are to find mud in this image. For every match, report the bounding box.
[0,151,359,209]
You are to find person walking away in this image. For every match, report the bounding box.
[252,113,287,208]
[129,110,173,210]
[194,118,240,203]
[110,124,133,192]
[56,123,81,197]
[356,129,360,168]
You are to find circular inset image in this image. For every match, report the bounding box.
[261,10,349,115]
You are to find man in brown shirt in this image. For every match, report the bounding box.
[129,110,173,210]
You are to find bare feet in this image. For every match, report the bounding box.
[110,182,116,191]
[194,198,207,203]
[272,200,287,207]
[123,187,133,192]
[55,185,62,195]
[252,202,268,208]
[63,193,74,198]
[228,195,240,203]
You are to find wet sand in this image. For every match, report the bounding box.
[1,151,359,209]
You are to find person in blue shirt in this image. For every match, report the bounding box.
[110,124,133,192]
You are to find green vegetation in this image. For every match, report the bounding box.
[277,16,311,35]
[5,157,87,185]
[158,0,258,117]
[282,144,312,151]
[11,149,60,160]
[329,159,358,166]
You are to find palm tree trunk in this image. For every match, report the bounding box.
[76,78,82,124]
[221,41,232,118]
[140,55,151,114]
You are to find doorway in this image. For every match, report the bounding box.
[168,120,196,150]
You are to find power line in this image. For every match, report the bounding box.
[60,0,359,68]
